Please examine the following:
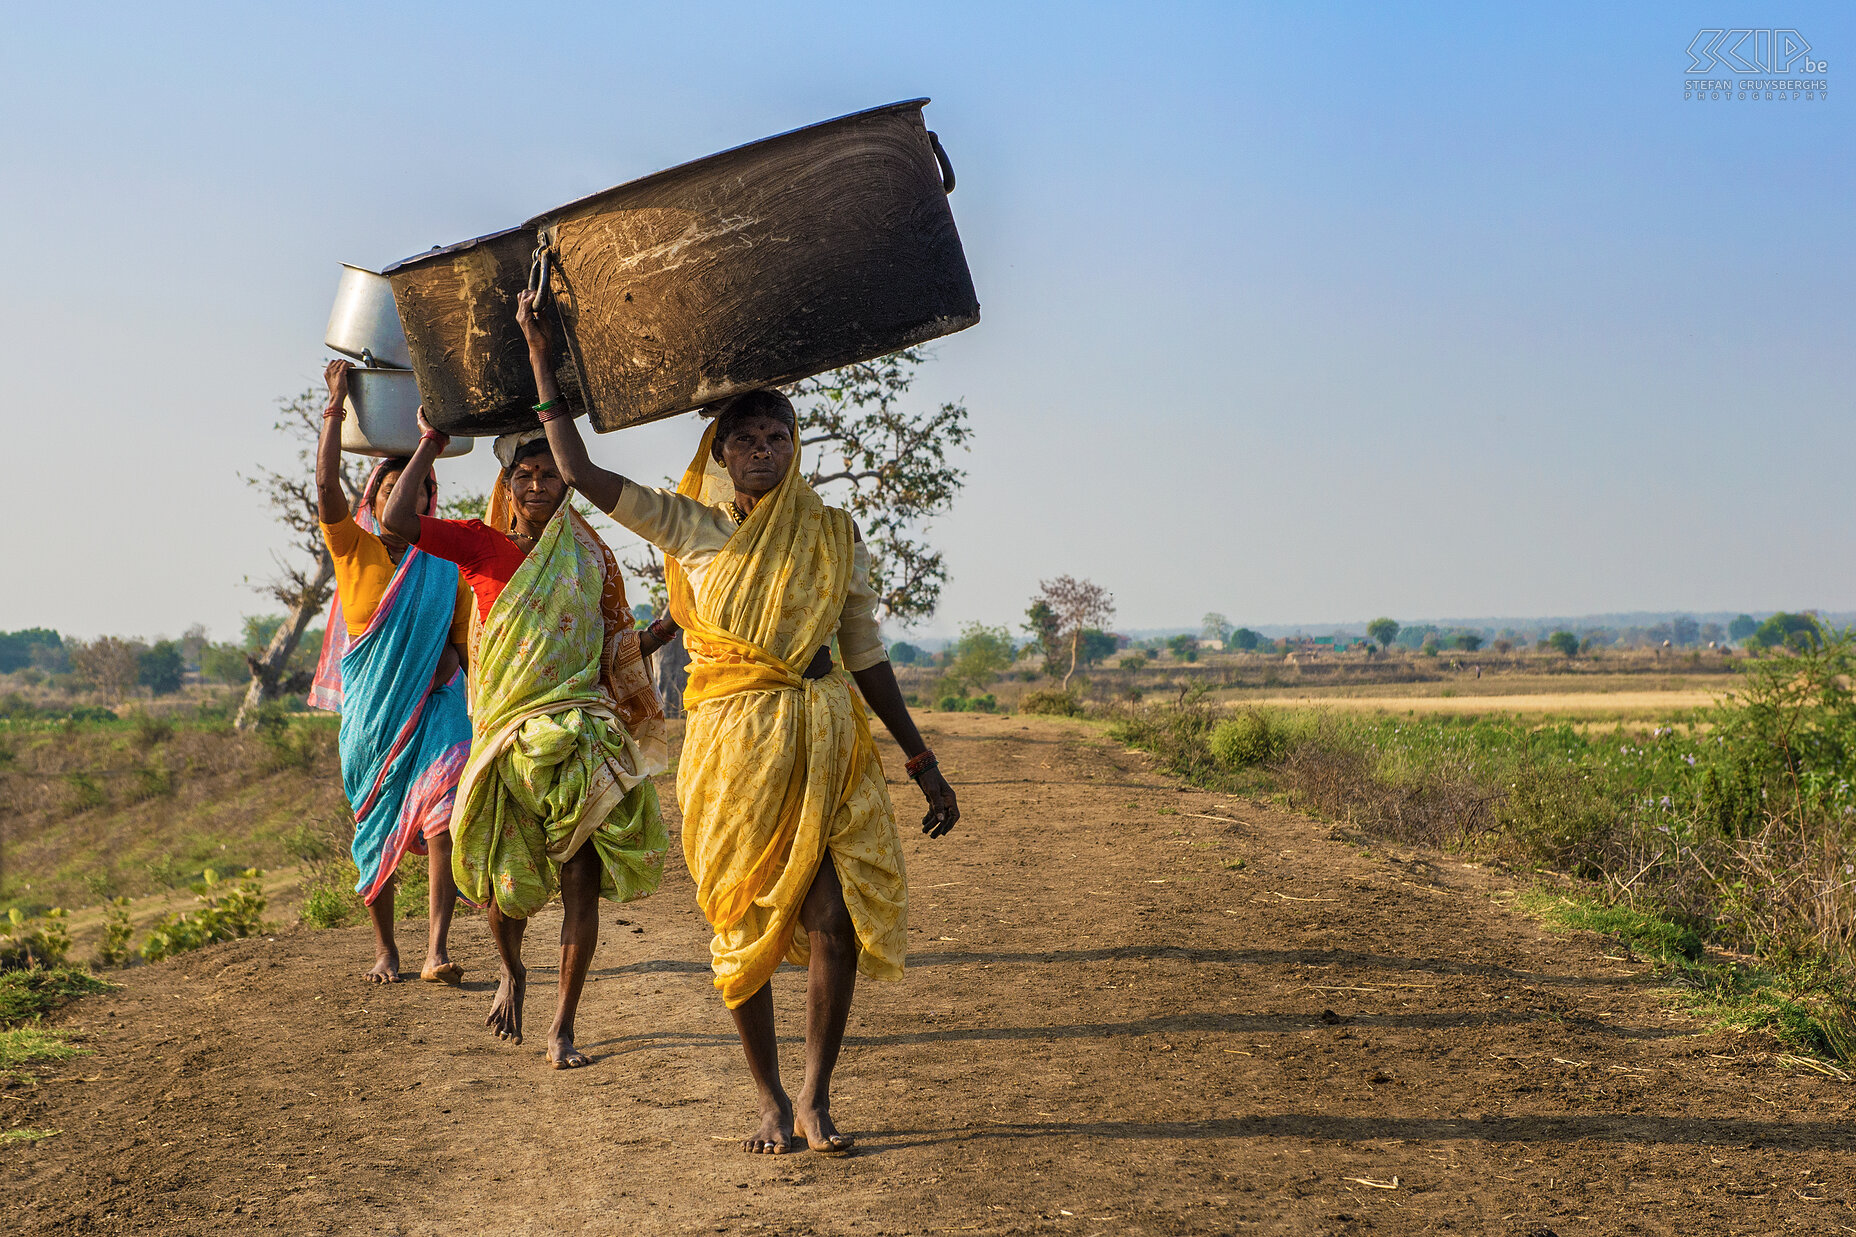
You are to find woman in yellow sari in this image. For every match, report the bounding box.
[522,294,958,1154]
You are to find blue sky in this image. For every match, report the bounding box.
[1,2,1849,641]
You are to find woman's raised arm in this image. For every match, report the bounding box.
[518,289,630,513]
[317,359,354,525]
[378,409,447,544]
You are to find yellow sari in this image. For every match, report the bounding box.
[668,425,908,1007]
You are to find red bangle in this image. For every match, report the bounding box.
[322,406,344,419]
[420,431,444,443]
[535,404,570,424]
[905,749,938,779]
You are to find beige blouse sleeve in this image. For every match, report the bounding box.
[607,481,732,565]
[837,539,888,672]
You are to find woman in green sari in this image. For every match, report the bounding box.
[380,417,678,1068]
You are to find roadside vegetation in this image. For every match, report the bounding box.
[1113,632,1856,1061]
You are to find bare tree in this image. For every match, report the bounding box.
[68,637,145,702]
[234,387,368,729]
[1034,576,1116,691]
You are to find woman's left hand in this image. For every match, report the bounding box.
[917,767,959,838]
[516,288,549,355]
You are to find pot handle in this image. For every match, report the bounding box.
[527,247,553,310]
[928,130,955,194]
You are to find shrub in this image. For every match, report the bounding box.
[282,821,337,868]
[1118,655,1147,670]
[94,899,134,969]
[139,869,269,962]
[0,966,109,1027]
[1,908,71,971]
[62,772,107,815]
[127,761,175,803]
[132,713,175,749]
[255,710,330,772]
[1209,711,1282,768]
[1021,689,1084,717]
[301,884,361,930]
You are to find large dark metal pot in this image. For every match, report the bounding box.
[384,99,978,437]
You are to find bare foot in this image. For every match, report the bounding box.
[486,964,526,1043]
[364,947,401,984]
[420,959,464,984]
[794,1099,854,1156]
[548,1027,590,1069]
[744,1096,795,1155]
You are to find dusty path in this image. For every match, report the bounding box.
[5,713,1853,1235]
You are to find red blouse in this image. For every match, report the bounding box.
[415,518,529,622]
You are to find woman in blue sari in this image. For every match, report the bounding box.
[309,359,474,983]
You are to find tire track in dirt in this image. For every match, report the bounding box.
[5,713,1853,1235]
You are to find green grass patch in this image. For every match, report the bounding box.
[0,966,110,1028]
[0,1026,84,1075]
[1517,890,1703,965]
[1,1127,62,1144]
[1520,888,1856,1060]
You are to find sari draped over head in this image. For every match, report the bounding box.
[307,463,470,905]
[450,496,670,918]
[668,423,908,1008]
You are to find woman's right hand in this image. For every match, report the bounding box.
[323,357,353,414]
[516,288,549,356]
[416,405,450,451]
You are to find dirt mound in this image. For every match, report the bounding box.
[5,714,1853,1235]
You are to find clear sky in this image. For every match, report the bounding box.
[1,2,1849,642]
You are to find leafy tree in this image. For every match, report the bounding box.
[1454,632,1483,652]
[1078,628,1119,666]
[1728,614,1757,643]
[137,641,185,696]
[1230,627,1261,651]
[943,623,1015,693]
[1167,633,1199,663]
[889,641,925,667]
[1547,630,1580,658]
[1023,598,1063,677]
[200,642,251,685]
[786,349,972,624]
[1752,611,1822,652]
[1366,617,1399,649]
[1671,615,1700,647]
[1031,576,1115,690]
[0,628,62,674]
[236,386,370,728]
[1201,612,1231,645]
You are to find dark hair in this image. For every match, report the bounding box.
[709,390,797,462]
[368,457,435,507]
[506,437,554,471]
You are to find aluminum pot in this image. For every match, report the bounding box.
[325,264,413,370]
[340,368,472,459]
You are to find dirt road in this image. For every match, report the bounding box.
[6,713,1852,1235]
